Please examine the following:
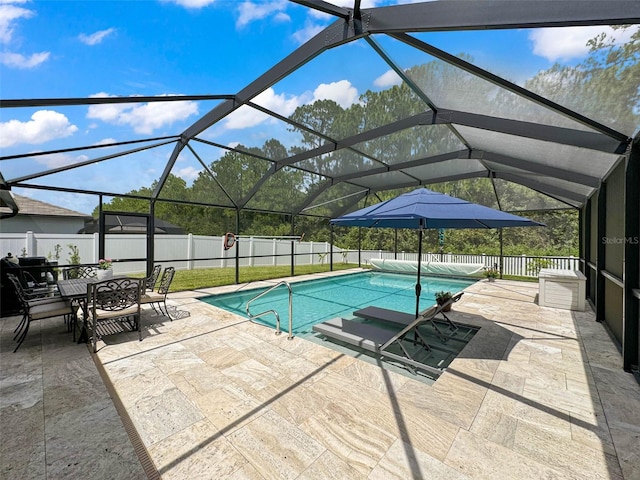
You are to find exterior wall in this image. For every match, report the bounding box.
[0,215,87,235]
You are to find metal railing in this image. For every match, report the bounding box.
[245,281,293,340]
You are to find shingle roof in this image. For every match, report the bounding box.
[12,194,92,218]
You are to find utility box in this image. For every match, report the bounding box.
[538,269,586,311]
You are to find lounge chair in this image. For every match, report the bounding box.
[140,267,175,318]
[312,306,449,377]
[353,291,464,338]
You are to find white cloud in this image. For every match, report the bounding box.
[175,165,201,182]
[78,28,115,46]
[374,69,402,88]
[0,110,78,147]
[224,87,302,130]
[94,137,117,146]
[292,20,326,44]
[273,12,290,23]
[236,0,288,28]
[0,2,33,44]
[86,93,199,134]
[222,80,359,130]
[162,0,217,8]
[0,51,49,68]
[34,152,88,169]
[0,2,50,69]
[530,25,639,62]
[312,80,358,108]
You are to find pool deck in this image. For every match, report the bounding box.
[2,270,640,479]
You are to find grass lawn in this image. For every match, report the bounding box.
[136,263,362,292]
[133,264,538,292]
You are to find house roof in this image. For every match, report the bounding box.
[78,215,185,234]
[10,194,92,219]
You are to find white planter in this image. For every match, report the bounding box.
[96,269,113,281]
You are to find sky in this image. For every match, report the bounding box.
[1,0,636,215]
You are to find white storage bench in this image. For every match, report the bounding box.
[538,269,586,311]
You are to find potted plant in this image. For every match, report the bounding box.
[435,290,453,311]
[96,258,113,280]
[484,266,499,282]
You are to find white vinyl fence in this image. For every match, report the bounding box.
[1,231,579,278]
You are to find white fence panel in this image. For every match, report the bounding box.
[191,235,223,269]
[1,231,579,278]
[2,233,33,258]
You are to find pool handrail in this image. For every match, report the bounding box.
[245,280,293,340]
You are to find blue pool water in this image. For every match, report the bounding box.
[202,271,477,334]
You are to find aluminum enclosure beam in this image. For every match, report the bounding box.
[496,172,589,204]
[331,150,468,184]
[475,151,602,188]
[391,33,629,141]
[289,0,351,19]
[0,95,233,108]
[8,138,178,185]
[436,110,627,154]
[623,135,639,372]
[366,1,640,33]
[276,112,433,169]
[0,135,179,162]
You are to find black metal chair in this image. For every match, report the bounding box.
[6,273,73,352]
[145,264,162,291]
[140,267,175,319]
[1,258,53,299]
[62,266,97,280]
[85,278,143,353]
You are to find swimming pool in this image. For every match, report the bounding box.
[201,271,477,335]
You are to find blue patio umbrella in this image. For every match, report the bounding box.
[331,188,544,316]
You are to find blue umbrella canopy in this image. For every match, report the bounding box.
[331,188,544,229]
[331,188,543,317]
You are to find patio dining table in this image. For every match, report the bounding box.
[57,278,96,343]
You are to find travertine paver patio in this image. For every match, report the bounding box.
[2,270,639,479]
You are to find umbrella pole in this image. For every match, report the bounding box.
[415,227,423,318]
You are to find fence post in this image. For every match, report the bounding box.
[93,233,99,264]
[187,233,193,270]
[25,231,35,257]
[272,239,277,266]
[310,241,314,265]
[220,235,226,268]
[249,237,254,267]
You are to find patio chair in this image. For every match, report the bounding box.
[85,278,143,353]
[144,264,162,291]
[140,267,175,319]
[62,266,97,280]
[6,273,73,352]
